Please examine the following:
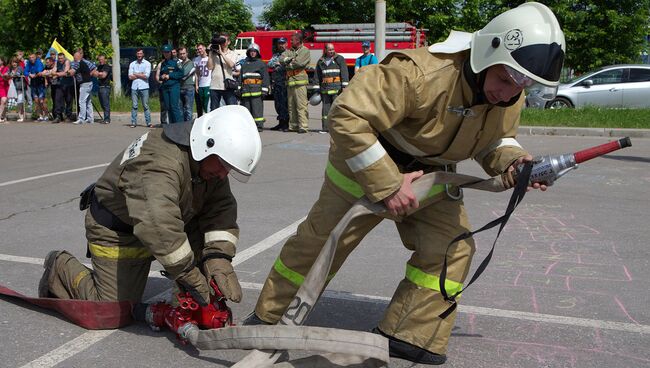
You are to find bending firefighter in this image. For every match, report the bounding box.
[39,105,262,309]
[244,2,563,365]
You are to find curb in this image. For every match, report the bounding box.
[106,113,650,138]
[518,126,650,138]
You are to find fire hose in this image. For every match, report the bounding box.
[0,138,632,367]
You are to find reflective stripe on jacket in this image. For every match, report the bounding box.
[326,47,528,203]
[240,58,270,97]
[91,126,239,277]
[315,54,349,94]
[281,45,310,85]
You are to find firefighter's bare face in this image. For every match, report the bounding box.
[483,65,524,104]
[200,155,230,181]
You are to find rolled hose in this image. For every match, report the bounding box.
[175,171,508,367]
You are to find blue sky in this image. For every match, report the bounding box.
[244,0,271,25]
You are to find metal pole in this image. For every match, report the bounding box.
[375,0,386,61]
[110,0,122,97]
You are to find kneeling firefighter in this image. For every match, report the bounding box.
[239,43,270,132]
[244,2,564,365]
[39,105,262,309]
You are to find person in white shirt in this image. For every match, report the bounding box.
[128,48,152,127]
[193,43,211,117]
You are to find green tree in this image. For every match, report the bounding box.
[0,0,112,58]
[261,0,375,30]
[549,0,650,73]
[134,0,255,47]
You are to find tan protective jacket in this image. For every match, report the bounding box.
[281,45,310,86]
[326,47,528,203]
[90,127,239,278]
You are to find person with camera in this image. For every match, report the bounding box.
[207,32,238,109]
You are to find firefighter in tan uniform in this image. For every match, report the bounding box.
[314,43,349,133]
[245,3,564,365]
[39,105,262,308]
[281,32,311,133]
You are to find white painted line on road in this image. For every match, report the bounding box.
[0,163,110,187]
[233,216,305,266]
[1,218,302,368]
[3,253,649,336]
[18,330,115,368]
[240,282,650,335]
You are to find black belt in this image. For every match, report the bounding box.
[80,183,134,235]
[377,134,450,173]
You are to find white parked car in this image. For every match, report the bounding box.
[526,64,650,109]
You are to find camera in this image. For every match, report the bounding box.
[210,34,227,52]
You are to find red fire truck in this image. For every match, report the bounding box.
[233,23,427,76]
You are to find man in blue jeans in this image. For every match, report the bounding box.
[178,47,195,121]
[128,49,152,128]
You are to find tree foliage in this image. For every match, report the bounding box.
[0,0,254,58]
[0,0,112,57]
[261,0,650,74]
[134,0,255,47]
[549,0,650,73]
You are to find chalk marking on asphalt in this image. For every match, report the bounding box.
[0,163,110,187]
[2,218,302,368]
[2,253,649,336]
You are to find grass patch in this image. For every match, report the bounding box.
[91,94,161,112]
[521,107,650,129]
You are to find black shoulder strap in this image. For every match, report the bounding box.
[438,161,533,319]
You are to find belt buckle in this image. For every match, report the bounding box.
[444,165,463,200]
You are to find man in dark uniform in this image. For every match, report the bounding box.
[96,55,112,124]
[159,44,183,124]
[268,37,289,131]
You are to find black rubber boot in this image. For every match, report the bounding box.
[241,312,272,326]
[38,250,64,298]
[372,327,447,365]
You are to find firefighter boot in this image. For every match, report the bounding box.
[241,311,272,326]
[373,327,447,365]
[270,119,289,132]
[38,250,65,297]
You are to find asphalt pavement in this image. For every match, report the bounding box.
[1,101,649,368]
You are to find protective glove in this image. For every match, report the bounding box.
[202,257,242,303]
[175,266,211,306]
[501,164,517,189]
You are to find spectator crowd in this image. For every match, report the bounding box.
[0,35,378,132]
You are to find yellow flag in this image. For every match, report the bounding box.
[49,39,74,61]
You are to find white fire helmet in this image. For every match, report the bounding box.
[190,105,262,183]
[309,92,321,106]
[471,2,565,100]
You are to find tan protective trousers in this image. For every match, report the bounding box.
[287,85,309,131]
[255,182,475,355]
[46,212,207,303]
